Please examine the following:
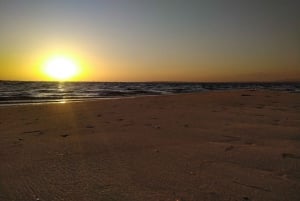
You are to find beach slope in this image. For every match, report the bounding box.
[0,90,300,201]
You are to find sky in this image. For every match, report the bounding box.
[0,0,299,82]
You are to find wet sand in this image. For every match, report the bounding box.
[0,90,300,201]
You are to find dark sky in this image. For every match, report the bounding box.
[0,0,299,81]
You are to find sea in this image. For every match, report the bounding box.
[0,81,299,105]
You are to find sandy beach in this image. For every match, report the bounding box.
[0,90,300,201]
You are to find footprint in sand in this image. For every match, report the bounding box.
[282,153,300,159]
[23,130,43,136]
[225,145,234,151]
[86,125,94,129]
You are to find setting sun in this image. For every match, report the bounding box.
[43,57,80,81]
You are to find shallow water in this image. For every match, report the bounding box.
[0,81,299,104]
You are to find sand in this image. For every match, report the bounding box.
[0,90,300,201]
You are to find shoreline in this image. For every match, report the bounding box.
[0,90,300,200]
[0,88,298,107]
[1,81,299,107]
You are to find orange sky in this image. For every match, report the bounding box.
[0,1,299,82]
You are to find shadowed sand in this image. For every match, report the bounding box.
[0,90,300,201]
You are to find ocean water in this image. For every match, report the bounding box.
[0,81,299,105]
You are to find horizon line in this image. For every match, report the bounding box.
[0,79,300,84]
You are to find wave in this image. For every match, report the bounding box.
[0,81,299,104]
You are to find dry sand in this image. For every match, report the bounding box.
[0,90,300,201]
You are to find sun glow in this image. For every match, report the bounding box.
[43,57,80,80]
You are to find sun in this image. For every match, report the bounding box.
[43,57,80,81]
